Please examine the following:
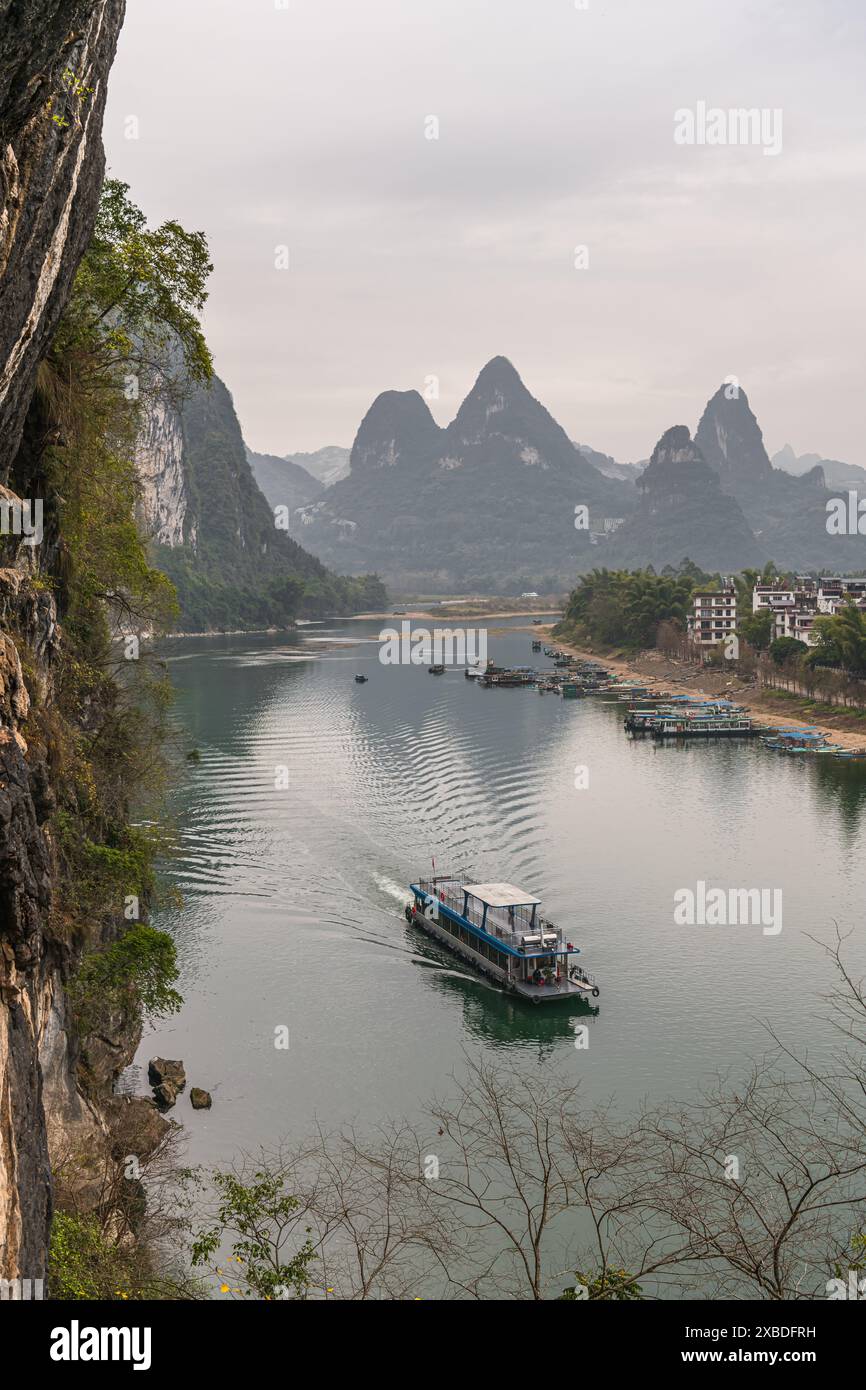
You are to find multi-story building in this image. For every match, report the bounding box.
[771,599,818,645]
[751,577,866,648]
[752,584,795,613]
[689,585,737,646]
[817,580,844,613]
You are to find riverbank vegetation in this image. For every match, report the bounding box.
[555,562,866,717]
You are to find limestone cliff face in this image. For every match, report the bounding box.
[135,373,374,631]
[0,0,126,1281]
[0,0,126,480]
[135,395,193,550]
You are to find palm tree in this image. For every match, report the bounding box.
[810,603,866,675]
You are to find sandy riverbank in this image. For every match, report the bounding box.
[525,626,866,753]
[350,607,562,623]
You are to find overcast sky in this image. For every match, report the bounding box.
[104,0,865,465]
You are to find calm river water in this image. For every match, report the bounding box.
[129,619,866,1170]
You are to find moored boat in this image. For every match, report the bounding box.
[651,715,756,738]
[479,666,537,687]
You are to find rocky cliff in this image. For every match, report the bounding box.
[0,0,128,1284]
[135,396,191,549]
[0,1,125,480]
[138,374,386,630]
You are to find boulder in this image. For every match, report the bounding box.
[153,1082,178,1110]
[190,1088,212,1110]
[148,1057,186,1090]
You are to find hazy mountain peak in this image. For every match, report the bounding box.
[472,355,524,390]
[449,356,575,461]
[639,426,716,493]
[773,442,800,471]
[695,383,773,481]
[350,389,441,473]
[603,423,763,571]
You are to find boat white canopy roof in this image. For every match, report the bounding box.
[463,882,541,908]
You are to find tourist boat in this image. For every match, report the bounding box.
[651,714,756,738]
[479,666,537,687]
[405,875,599,1004]
[625,699,746,733]
[428,664,445,675]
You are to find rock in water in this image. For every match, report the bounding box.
[153,1083,178,1110]
[190,1088,212,1110]
[148,1057,186,1090]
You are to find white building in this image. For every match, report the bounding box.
[752,584,795,614]
[689,586,737,646]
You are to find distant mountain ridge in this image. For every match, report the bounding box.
[263,362,865,589]
[247,447,323,512]
[576,443,645,483]
[772,443,866,490]
[292,357,636,592]
[285,445,350,487]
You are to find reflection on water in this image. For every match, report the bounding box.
[132,621,866,1169]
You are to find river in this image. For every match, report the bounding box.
[128,618,866,1172]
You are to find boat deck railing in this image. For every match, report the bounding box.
[415,877,571,953]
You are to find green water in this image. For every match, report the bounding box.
[129,620,866,1170]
